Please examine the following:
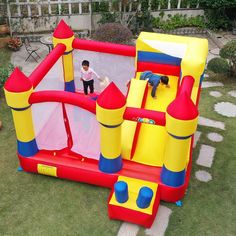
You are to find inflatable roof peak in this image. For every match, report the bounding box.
[97,82,126,109]
[53,19,74,39]
[167,92,198,120]
[4,67,32,92]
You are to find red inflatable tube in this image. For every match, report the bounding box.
[29,90,96,114]
[178,75,194,97]
[137,61,181,77]
[29,43,66,88]
[72,38,136,57]
[124,107,166,126]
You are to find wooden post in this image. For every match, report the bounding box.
[37,0,42,16]
[68,0,72,15]
[27,0,31,17]
[177,0,181,9]
[48,0,52,15]
[79,2,82,14]
[16,0,21,17]
[167,0,171,9]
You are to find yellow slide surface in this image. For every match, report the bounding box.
[121,79,147,160]
[122,73,179,167]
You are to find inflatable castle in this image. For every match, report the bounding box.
[4,20,208,227]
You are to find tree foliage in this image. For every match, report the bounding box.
[200,0,236,9]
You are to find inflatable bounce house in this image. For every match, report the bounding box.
[4,20,208,227]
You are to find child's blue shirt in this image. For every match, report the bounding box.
[140,71,161,97]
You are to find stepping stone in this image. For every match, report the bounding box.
[201,81,224,88]
[145,205,172,236]
[207,132,223,142]
[204,74,209,78]
[209,91,222,98]
[209,48,220,55]
[214,102,236,118]
[198,116,225,130]
[196,144,216,168]
[195,170,212,182]
[193,131,201,148]
[117,222,139,236]
[228,90,236,98]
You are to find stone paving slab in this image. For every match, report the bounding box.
[195,170,212,182]
[196,144,216,168]
[228,90,236,98]
[145,205,172,236]
[198,116,225,130]
[209,91,222,98]
[117,222,140,236]
[214,102,236,118]
[207,132,223,142]
[201,81,224,88]
[193,131,201,148]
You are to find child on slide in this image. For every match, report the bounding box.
[140,71,170,98]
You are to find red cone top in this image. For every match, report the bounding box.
[4,67,32,92]
[97,82,126,109]
[167,92,198,120]
[53,19,74,39]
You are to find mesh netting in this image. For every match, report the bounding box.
[35,58,64,91]
[65,104,100,160]
[73,50,135,95]
[32,102,67,150]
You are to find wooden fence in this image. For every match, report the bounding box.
[0,0,202,35]
[0,0,200,18]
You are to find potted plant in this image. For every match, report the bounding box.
[7,37,22,51]
[0,17,9,35]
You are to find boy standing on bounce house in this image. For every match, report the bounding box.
[80,60,100,95]
[140,71,170,98]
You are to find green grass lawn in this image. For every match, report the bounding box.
[0,47,235,235]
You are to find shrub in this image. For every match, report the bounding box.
[0,63,14,89]
[207,57,230,74]
[220,40,236,76]
[152,14,206,32]
[93,23,133,44]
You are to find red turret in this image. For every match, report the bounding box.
[167,92,198,120]
[53,19,74,39]
[97,82,126,109]
[4,67,32,93]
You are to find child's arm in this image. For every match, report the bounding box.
[91,68,101,80]
[80,69,83,81]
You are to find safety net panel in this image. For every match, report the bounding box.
[73,50,135,95]
[65,104,100,160]
[35,58,64,91]
[31,102,68,150]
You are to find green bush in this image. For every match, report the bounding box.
[152,14,206,31]
[220,40,236,76]
[0,63,14,89]
[207,57,230,74]
[93,23,133,44]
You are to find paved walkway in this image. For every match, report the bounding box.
[11,42,48,76]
